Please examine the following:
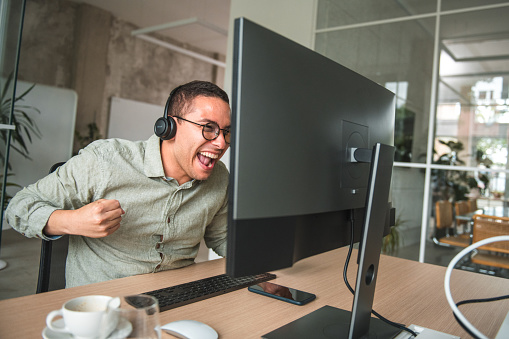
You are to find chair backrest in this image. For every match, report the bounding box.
[36,162,69,293]
[468,198,478,212]
[472,214,509,254]
[455,200,470,226]
[455,200,470,217]
[435,200,453,229]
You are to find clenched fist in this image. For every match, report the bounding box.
[44,199,125,238]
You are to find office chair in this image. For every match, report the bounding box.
[36,162,69,293]
[468,198,478,212]
[433,200,470,248]
[471,214,509,270]
[454,200,471,232]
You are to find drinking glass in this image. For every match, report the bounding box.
[107,294,161,339]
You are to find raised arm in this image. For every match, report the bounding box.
[44,199,124,238]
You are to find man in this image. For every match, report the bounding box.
[5,80,231,287]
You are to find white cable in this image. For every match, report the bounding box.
[444,235,509,339]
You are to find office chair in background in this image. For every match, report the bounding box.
[36,162,68,293]
[471,214,509,271]
[433,200,470,248]
[454,200,470,229]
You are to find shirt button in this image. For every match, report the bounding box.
[167,217,170,223]
[155,243,160,249]
[155,264,161,270]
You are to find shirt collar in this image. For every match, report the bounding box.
[144,134,165,178]
[143,135,200,188]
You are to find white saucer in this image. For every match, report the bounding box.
[42,317,132,339]
[108,317,133,339]
[42,319,70,339]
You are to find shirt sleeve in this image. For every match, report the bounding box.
[4,147,102,240]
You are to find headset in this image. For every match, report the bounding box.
[154,86,181,140]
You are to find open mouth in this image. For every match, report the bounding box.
[197,151,219,169]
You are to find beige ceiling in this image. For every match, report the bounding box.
[70,0,231,55]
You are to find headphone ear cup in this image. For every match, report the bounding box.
[154,116,177,140]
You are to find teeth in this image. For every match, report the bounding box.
[200,151,218,159]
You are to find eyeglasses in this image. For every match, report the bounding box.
[174,116,231,144]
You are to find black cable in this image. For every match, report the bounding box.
[457,294,509,306]
[343,210,418,338]
[452,294,509,339]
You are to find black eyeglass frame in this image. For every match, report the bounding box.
[173,116,231,144]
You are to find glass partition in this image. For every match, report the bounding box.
[316,0,436,28]
[315,18,435,165]
[0,0,27,270]
[434,6,509,207]
[425,5,509,269]
[316,0,509,270]
[441,0,509,11]
[390,167,425,260]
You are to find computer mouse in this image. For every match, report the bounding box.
[161,320,218,339]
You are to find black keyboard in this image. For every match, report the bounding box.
[143,272,276,311]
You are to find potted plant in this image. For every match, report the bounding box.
[433,139,492,203]
[382,215,404,255]
[1,73,41,205]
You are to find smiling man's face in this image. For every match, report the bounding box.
[162,95,231,185]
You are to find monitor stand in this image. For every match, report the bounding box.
[263,143,401,339]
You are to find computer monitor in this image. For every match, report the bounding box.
[227,18,398,338]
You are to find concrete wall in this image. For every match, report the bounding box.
[17,0,77,88]
[17,0,224,153]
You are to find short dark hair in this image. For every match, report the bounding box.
[167,80,229,118]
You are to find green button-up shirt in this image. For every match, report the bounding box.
[5,135,229,287]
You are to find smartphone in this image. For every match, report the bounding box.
[248,282,316,305]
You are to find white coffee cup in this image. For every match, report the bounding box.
[46,295,119,339]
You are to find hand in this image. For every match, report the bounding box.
[45,199,125,238]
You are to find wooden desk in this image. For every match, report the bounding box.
[1,247,508,338]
